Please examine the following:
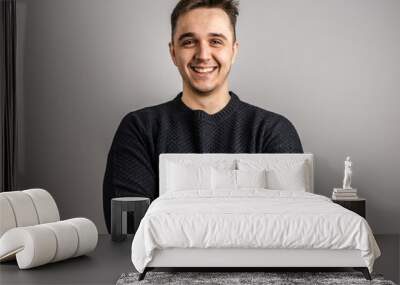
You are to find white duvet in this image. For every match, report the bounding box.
[131,189,380,273]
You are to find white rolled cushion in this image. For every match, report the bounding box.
[0,226,57,269]
[0,191,39,227]
[66,218,98,257]
[23,189,60,224]
[42,221,79,262]
[212,168,236,190]
[237,169,267,188]
[0,196,17,237]
[166,162,212,191]
[0,218,97,269]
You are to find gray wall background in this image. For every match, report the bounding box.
[15,0,400,234]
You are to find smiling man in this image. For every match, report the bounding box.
[103,0,303,232]
[169,5,238,113]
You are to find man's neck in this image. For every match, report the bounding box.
[181,87,231,115]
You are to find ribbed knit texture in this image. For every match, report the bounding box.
[103,92,303,232]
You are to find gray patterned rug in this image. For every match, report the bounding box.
[116,271,396,285]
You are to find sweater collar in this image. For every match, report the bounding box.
[173,91,240,123]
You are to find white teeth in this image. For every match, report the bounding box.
[192,67,215,73]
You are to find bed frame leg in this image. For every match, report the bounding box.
[354,267,371,280]
[138,268,148,281]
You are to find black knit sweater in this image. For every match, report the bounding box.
[103,92,303,232]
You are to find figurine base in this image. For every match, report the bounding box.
[334,188,357,192]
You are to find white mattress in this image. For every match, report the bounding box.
[131,190,380,273]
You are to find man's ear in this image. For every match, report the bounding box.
[231,41,239,65]
[169,41,178,66]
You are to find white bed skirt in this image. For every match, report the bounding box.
[147,248,366,268]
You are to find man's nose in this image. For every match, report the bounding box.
[195,41,211,61]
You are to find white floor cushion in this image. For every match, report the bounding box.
[23,189,60,223]
[0,225,57,268]
[42,221,79,262]
[0,196,17,237]
[0,189,60,234]
[0,218,97,269]
[0,191,39,227]
[67,218,98,257]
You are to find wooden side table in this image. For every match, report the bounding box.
[332,198,366,218]
[111,197,150,242]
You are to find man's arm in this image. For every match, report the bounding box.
[263,116,303,153]
[103,113,156,233]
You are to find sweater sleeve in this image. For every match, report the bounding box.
[263,116,304,153]
[103,113,156,233]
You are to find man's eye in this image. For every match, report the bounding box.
[182,40,194,46]
[210,39,223,46]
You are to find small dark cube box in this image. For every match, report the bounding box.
[332,198,366,218]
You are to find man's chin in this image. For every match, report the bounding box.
[189,84,217,96]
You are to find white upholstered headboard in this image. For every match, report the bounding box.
[159,153,314,195]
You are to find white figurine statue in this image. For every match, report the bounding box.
[342,156,353,189]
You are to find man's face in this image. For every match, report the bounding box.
[169,8,239,95]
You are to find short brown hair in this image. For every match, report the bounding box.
[171,0,239,42]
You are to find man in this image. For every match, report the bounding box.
[103,0,303,232]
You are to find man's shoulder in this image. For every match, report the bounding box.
[238,99,288,123]
[121,96,177,124]
[127,98,174,119]
[237,98,300,136]
[116,97,176,133]
[237,97,303,153]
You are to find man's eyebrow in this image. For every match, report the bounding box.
[177,32,228,42]
[178,32,195,42]
[208,33,228,40]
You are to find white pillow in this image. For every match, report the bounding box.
[212,168,236,190]
[166,162,212,191]
[237,169,267,188]
[211,169,267,190]
[237,159,308,191]
[266,162,307,191]
[165,158,235,170]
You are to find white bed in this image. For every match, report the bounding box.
[131,154,380,280]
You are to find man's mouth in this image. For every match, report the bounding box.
[190,66,218,74]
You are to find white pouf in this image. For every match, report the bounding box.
[0,196,17,237]
[0,189,60,236]
[0,189,98,269]
[0,218,98,269]
[0,191,40,227]
[23,188,60,223]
